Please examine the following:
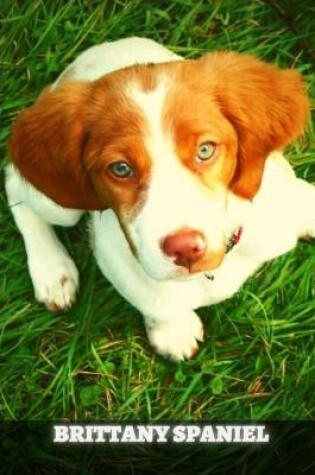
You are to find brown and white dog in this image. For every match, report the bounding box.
[5,37,315,360]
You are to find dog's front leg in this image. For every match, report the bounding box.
[5,165,82,311]
[91,210,204,361]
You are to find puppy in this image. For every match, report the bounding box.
[6,37,315,360]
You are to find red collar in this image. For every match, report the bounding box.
[204,226,243,281]
[226,226,243,253]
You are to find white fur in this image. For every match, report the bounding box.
[53,37,181,87]
[5,38,315,360]
[5,165,80,311]
[126,80,227,280]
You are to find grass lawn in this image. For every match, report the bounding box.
[1,0,315,473]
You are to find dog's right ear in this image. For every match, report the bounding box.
[9,83,105,210]
[199,52,309,200]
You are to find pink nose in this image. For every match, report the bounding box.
[162,230,207,268]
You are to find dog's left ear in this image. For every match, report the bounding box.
[9,82,105,210]
[200,52,309,199]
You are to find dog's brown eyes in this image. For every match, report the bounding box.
[108,161,134,178]
[196,142,216,162]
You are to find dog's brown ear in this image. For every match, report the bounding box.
[201,52,309,199]
[9,83,104,210]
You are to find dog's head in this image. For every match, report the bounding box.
[9,52,309,279]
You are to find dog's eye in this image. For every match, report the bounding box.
[108,161,134,178]
[196,142,216,162]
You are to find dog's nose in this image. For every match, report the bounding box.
[161,230,207,268]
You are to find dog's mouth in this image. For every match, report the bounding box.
[185,249,226,274]
[139,247,226,282]
[130,226,243,282]
[170,226,243,279]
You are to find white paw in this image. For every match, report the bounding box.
[299,223,315,240]
[307,223,315,238]
[29,255,79,312]
[145,310,204,361]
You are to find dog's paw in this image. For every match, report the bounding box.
[145,310,204,361]
[29,255,79,312]
[299,223,315,240]
[307,222,315,239]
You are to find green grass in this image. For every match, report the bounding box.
[1,0,315,472]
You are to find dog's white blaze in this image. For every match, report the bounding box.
[125,77,227,280]
[53,37,182,87]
